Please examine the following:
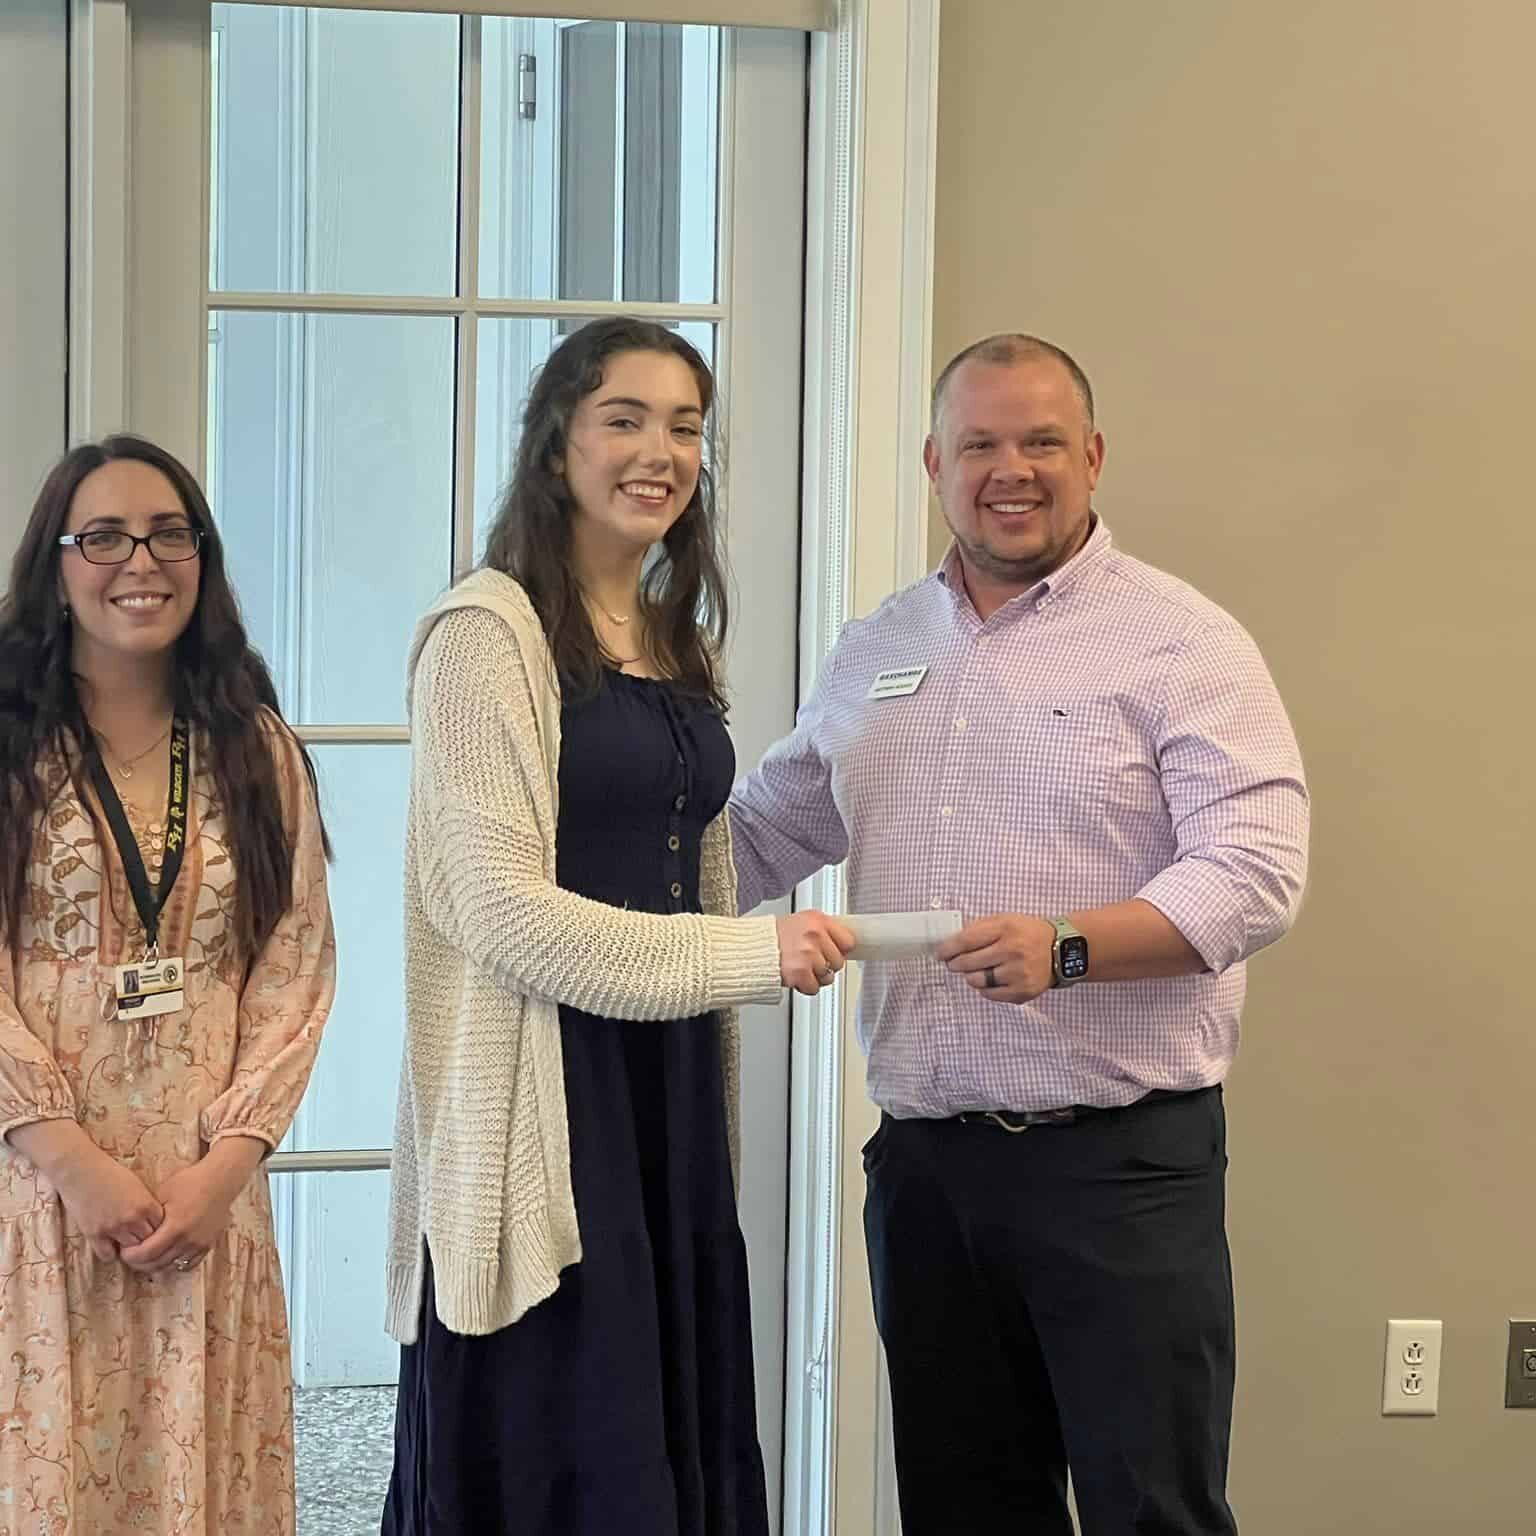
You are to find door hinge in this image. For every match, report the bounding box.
[518,53,537,120]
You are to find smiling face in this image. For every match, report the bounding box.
[924,354,1105,593]
[58,458,203,677]
[560,349,705,559]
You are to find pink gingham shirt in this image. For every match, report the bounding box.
[729,519,1309,1117]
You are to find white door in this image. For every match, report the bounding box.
[105,2,807,1527]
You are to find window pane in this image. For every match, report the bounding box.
[473,317,718,560]
[275,754,408,1504]
[293,744,409,1154]
[207,311,454,725]
[211,3,459,297]
[274,1168,397,1525]
[479,19,719,304]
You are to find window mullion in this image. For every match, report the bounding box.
[453,14,485,581]
[208,291,725,320]
[293,725,411,745]
[612,21,627,301]
[712,29,734,522]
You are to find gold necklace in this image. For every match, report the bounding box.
[583,591,638,626]
[96,721,173,781]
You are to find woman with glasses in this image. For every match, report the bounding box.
[0,435,335,1535]
[381,319,853,1536]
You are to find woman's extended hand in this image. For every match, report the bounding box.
[775,910,856,997]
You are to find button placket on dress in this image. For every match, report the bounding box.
[658,691,692,911]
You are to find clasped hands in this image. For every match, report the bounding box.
[45,1133,265,1276]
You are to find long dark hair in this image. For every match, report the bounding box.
[0,434,330,966]
[481,318,730,708]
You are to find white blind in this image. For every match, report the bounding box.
[230,0,835,27]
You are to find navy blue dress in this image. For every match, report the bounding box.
[382,668,769,1536]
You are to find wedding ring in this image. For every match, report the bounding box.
[174,1257,193,1271]
[984,966,1000,989]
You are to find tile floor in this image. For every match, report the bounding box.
[294,1384,397,1535]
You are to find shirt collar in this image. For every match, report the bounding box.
[935,514,1114,614]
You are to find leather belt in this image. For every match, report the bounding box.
[954,1088,1189,1134]
[956,1107,1085,1132]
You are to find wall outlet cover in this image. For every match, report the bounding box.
[1382,1319,1442,1416]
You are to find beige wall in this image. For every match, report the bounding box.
[0,0,66,548]
[930,2,1535,1530]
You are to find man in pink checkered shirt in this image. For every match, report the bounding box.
[730,334,1308,1534]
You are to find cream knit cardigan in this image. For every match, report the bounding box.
[384,569,783,1343]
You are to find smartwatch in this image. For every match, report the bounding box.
[1047,916,1089,988]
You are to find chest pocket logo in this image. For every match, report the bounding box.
[1012,698,1125,830]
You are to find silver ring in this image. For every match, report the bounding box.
[174,1257,193,1272]
[983,966,1000,989]
[816,967,835,986]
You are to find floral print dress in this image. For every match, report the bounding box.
[0,729,335,1535]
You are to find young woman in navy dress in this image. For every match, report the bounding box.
[382,319,852,1535]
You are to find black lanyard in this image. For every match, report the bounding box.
[88,717,191,956]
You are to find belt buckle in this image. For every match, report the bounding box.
[972,1107,1079,1133]
[983,1111,1034,1135]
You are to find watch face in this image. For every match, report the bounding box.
[1058,935,1090,980]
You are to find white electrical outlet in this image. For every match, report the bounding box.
[1382,1319,1442,1415]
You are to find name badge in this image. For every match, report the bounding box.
[867,665,929,700]
[114,955,186,1020]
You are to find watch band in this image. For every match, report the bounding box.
[1047,915,1089,988]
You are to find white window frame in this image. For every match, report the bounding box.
[785,7,939,1532]
[67,0,940,1529]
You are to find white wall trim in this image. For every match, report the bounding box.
[69,0,131,440]
[0,0,69,548]
[784,1,939,1533]
[889,0,939,601]
[113,0,210,467]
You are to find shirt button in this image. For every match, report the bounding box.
[667,835,680,851]
[930,898,942,909]
[940,806,953,818]
[674,795,686,811]
[670,882,683,899]
[954,717,968,732]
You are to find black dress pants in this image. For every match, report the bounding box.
[863,1087,1238,1536]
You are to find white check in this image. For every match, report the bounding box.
[844,910,962,961]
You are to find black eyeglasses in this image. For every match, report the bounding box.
[57,527,205,565]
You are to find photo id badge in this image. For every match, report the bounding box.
[114,955,186,1019]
